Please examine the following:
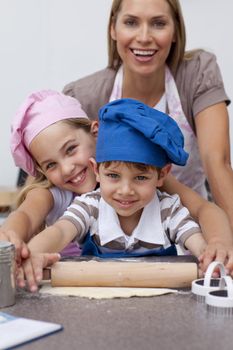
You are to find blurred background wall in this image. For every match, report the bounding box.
[0,0,232,186]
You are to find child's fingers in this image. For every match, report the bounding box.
[31,253,60,280]
[214,247,228,265]
[16,253,60,293]
[198,266,204,278]
[32,253,60,283]
[224,249,233,276]
[21,242,30,259]
[43,253,61,267]
[200,243,229,272]
[16,266,26,288]
[198,245,216,272]
[21,253,60,292]
[199,243,233,277]
[22,258,39,293]
[0,229,28,264]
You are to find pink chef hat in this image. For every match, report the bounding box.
[10,90,88,176]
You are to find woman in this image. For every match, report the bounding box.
[63,0,233,232]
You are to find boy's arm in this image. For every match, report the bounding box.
[184,233,206,259]
[184,233,207,277]
[28,219,78,253]
[162,173,233,272]
[167,193,228,274]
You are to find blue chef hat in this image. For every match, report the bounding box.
[96,99,189,168]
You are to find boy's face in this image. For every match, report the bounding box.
[96,161,170,221]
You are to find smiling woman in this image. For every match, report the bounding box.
[109,0,176,81]
[63,0,233,231]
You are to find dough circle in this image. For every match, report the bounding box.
[40,283,177,299]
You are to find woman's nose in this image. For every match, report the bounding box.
[136,24,152,43]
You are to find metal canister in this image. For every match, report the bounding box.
[0,241,15,307]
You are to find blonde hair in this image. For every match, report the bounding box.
[16,118,92,206]
[107,0,188,74]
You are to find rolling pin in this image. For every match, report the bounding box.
[45,257,198,288]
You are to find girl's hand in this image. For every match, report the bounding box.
[0,229,30,264]
[17,253,60,292]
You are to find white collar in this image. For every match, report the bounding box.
[109,65,166,112]
[97,193,166,247]
[154,93,166,113]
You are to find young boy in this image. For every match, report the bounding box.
[21,98,206,291]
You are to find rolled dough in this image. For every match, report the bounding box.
[40,282,178,299]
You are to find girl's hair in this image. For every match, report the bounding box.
[107,0,188,74]
[16,118,92,207]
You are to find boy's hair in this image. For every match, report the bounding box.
[16,118,92,207]
[99,161,162,178]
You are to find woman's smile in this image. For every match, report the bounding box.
[130,48,158,63]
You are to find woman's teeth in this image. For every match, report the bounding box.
[132,49,155,56]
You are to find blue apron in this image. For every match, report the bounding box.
[81,232,177,258]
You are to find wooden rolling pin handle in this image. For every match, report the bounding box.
[50,261,198,288]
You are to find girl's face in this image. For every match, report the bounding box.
[29,121,97,194]
[111,0,175,78]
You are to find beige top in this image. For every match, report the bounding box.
[63,50,230,134]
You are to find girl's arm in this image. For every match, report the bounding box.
[195,102,233,231]
[0,187,54,262]
[162,173,233,273]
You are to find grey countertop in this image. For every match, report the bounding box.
[1,288,232,350]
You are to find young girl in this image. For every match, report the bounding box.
[1,89,233,277]
[0,90,98,264]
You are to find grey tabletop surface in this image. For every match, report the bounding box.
[1,287,232,350]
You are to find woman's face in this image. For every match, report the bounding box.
[111,0,175,77]
[29,121,98,194]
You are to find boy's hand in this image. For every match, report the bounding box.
[17,253,60,293]
[198,242,233,277]
[0,229,30,264]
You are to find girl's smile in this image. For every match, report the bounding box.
[29,121,97,194]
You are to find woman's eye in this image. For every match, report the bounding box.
[124,18,137,27]
[152,20,166,28]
